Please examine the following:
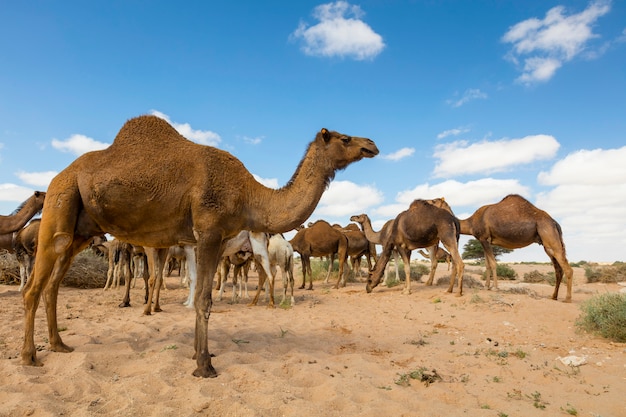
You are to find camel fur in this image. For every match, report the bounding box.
[20,114,379,378]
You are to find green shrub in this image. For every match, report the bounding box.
[576,293,626,342]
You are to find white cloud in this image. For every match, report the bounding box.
[314,180,384,217]
[534,145,626,262]
[253,174,279,189]
[151,110,221,146]
[243,135,263,145]
[16,171,58,188]
[433,134,560,177]
[0,183,38,203]
[502,1,611,84]
[290,1,385,60]
[447,89,487,108]
[538,146,626,185]
[437,127,470,139]
[51,134,109,156]
[394,179,530,209]
[380,147,414,161]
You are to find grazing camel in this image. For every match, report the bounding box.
[366,199,465,296]
[0,191,45,234]
[457,194,573,302]
[251,233,296,307]
[418,246,452,271]
[289,220,349,290]
[20,114,379,378]
[349,214,401,283]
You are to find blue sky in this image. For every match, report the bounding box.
[1,1,625,263]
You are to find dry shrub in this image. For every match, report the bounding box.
[436,275,484,289]
[63,251,108,288]
[0,250,108,289]
[523,270,547,283]
[584,263,626,284]
[0,250,20,285]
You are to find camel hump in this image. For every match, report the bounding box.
[111,115,190,148]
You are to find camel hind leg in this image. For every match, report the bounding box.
[424,244,439,286]
[441,240,464,296]
[547,252,573,302]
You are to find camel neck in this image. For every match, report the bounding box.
[245,142,333,233]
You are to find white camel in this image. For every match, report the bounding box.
[251,233,296,307]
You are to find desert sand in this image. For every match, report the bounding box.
[1,263,625,417]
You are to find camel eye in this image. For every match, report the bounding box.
[341,136,352,144]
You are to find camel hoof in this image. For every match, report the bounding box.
[192,365,218,378]
[118,302,131,308]
[50,342,74,353]
[21,353,43,367]
[366,285,372,293]
[153,307,162,313]
[306,286,313,291]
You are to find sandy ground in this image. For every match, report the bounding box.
[1,262,625,417]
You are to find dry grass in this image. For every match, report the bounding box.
[0,249,108,289]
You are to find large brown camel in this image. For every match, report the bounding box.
[0,191,45,234]
[349,214,400,283]
[366,199,465,296]
[457,194,573,302]
[20,114,379,378]
[289,220,349,290]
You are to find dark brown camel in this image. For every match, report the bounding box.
[0,191,45,234]
[21,114,378,378]
[289,220,349,290]
[457,194,573,302]
[366,199,465,296]
[333,223,376,279]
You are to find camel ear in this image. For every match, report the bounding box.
[320,128,331,143]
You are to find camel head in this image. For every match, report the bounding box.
[315,128,379,171]
[349,214,367,224]
[425,197,454,215]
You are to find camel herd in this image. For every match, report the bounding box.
[0,115,573,378]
